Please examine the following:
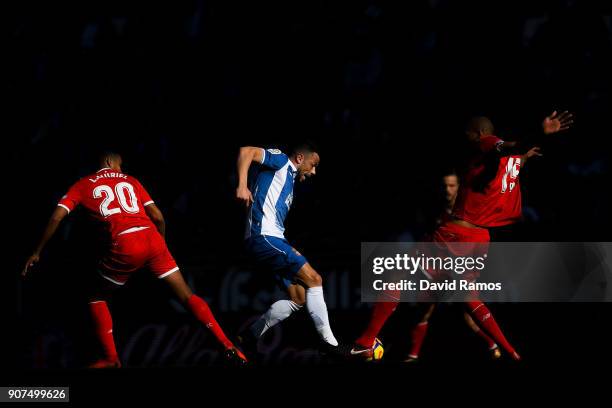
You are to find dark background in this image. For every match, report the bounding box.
[5,0,612,377]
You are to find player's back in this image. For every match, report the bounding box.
[58,168,156,238]
[452,135,523,227]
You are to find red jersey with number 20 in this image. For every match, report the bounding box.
[452,135,523,227]
[57,168,156,238]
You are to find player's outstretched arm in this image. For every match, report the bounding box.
[542,110,574,135]
[493,110,573,157]
[517,110,573,167]
[520,146,543,167]
[145,203,166,237]
[236,146,264,207]
[22,206,69,277]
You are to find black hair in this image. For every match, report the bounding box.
[289,140,319,157]
[443,168,458,178]
[98,150,122,166]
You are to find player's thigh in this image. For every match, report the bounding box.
[146,230,182,284]
[144,231,193,302]
[161,269,193,303]
[286,283,306,306]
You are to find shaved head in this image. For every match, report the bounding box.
[465,116,495,142]
[466,116,494,135]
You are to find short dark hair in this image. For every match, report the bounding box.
[290,140,319,157]
[98,150,122,166]
[443,168,458,178]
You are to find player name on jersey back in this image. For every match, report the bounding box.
[58,168,156,238]
[87,172,129,183]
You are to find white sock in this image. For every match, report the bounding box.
[250,300,303,338]
[306,286,338,346]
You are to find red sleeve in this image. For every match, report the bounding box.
[57,180,83,213]
[479,135,504,153]
[132,177,154,207]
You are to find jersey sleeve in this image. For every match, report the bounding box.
[131,178,154,207]
[260,148,289,170]
[57,180,83,213]
[479,136,505,154]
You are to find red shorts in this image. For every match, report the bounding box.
[432,221,490,248]
[98,227,178,285]
[420,221,490,282]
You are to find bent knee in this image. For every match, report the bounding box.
[296,264,323,287]
[305,271,323,287]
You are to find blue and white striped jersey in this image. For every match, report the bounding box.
[245,148,297,239]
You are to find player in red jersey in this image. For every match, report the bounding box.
[22,152,247,367]
[350,111,573,361]
[403,171,501,362]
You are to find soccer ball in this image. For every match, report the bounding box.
[367,337,384,361]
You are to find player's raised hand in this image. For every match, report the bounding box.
[525,146,543,159]
[22,253,40,277]
[542,110,574,135]
[236,185,254,207]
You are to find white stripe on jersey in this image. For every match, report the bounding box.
[117,226,150,236]
[260,162,290,238]
[57,204,71,213]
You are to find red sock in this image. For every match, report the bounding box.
[466,301,519,359]
[408,322,429,359]
[89,301,118,361]
[187,295,234,349]
[473,325,497,350]
[355,301,398,348]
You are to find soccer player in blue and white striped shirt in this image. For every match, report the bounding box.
[236,142,339,352]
